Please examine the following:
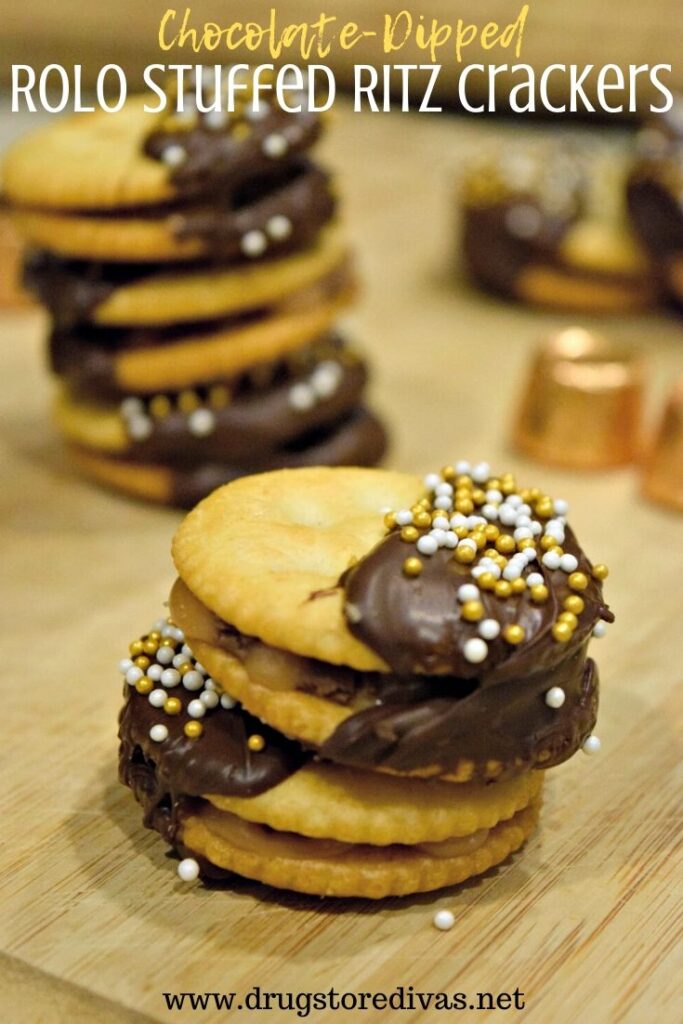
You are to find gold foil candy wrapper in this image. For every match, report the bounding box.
[642,376,683,513]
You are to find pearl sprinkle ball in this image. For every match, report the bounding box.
[433,909,455,931]
[177,858,200,882]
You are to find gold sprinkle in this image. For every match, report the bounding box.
[135,677,153,695]
[511,578,527,594]
[495,580,513,598]
[478,572,498,590]
[552,621,573,642]
[143,639,159,656]
[568,571,589,591]
[164,697,182,715]
[247,734,266,752]
[592,564,609,580]
[383,511,397,530]
[209,385,231,408]
[558,611,578,628]
[530,584,549,603]
[129,640,144,657]
[149,394,172,419]
[178,390,200,413]
[400,525,419,543]
[564,595,585,615]
[403,557,423,578]
[503,624,525,644]
[496,535,516,554]
[454,546,476,564]
[184,721,203,738]
[461,600,485,622]
[414,511,432,528]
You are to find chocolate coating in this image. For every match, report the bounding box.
[166,407,388,507]
[144,105,322,199]
[119,682,307,843]
[111,358,368,465]
[341,527,608,681]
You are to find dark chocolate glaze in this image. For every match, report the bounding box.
[462,198,575,296]
[320,651,598,776]
[118,681,308,844]
[108,359,368,465]
[167,406,388,508]
[341,527,609,681]
[627,102,683,268]
[23,250,143,329]
[144,106,322,199]
[169,162,335,259]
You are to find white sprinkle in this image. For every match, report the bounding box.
[482,504,499,521]
[554,499,569,515]
[345,603,362,624]
[434,496,452,510]
[200,689,219,708]
[148,689,167,708]
[262,132,288,158]
[182,644,193,658]
[435,482,453,497]
[592,622,607,638]
[188,408,217,437]
[545,687,566,709]
[458,584,480,603]
[289,382,316,411]
[471,461,490,483]
[506,494,523,508]
[169,627,185,643]
[125,666,143,687]
[183,670,205,691]
[417,534,438,556]
[505,202,543,239]
[527,572,544,587]
[266,214,293,241]
[156,646,175,666]
[458,538,477,551]
[433,909,455,931]
[118,658,133,675]
[424,473,441,489]
[149,724,169,743]
[443,531,458,549]
[530,522,543,536]
[432,516,450,531]
[430,528,448,547]
[542,551,561,571]
[582,735,601,755]
[203,677,215,690]
[240,229,268,258]
[161,144,186,167]
[455,460,471,475]
[486,489,503,504]
[120,397,144,417]
[479,619,501,640]
[560,554,579,573]
[450,514,467,528]
[220,693,237,710]
[466,516,487,529]
[395,509,413,526]
[503,563,523,581]
[464,638,488,664]
[515,515,533,529]
[499,506,518,526]
[187,699,206,719]
[127,415,153,442]
[308,362,341,399]
[523,548,537,563]
[516,503,532,518]
[177,857,200,882]
[173,653,187,669]
[204,109,228,130]
[161,668,181,688]
[514,527,533,542]
[245,101,269,121]
[147,663,163,682]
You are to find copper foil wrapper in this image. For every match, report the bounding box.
[512,328,644,469]
[642,377,683,513]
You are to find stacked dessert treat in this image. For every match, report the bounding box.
[460,143,658,313]
[3,71,386,506]
[118,464,612,898]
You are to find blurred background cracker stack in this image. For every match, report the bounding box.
[3,67,387,506]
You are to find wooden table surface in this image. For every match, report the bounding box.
[1,105,682,1024]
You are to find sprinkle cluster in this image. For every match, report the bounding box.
[288,359,344,412]
[118,617,265,752]
[120,391,223,443]
[383,461,609,672]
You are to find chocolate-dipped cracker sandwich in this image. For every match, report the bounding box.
[460,143,657,313]
[3,69,386,507]
[118,464,612,898]
[627,102,683,307]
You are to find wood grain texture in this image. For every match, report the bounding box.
[1,105,682,1024]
